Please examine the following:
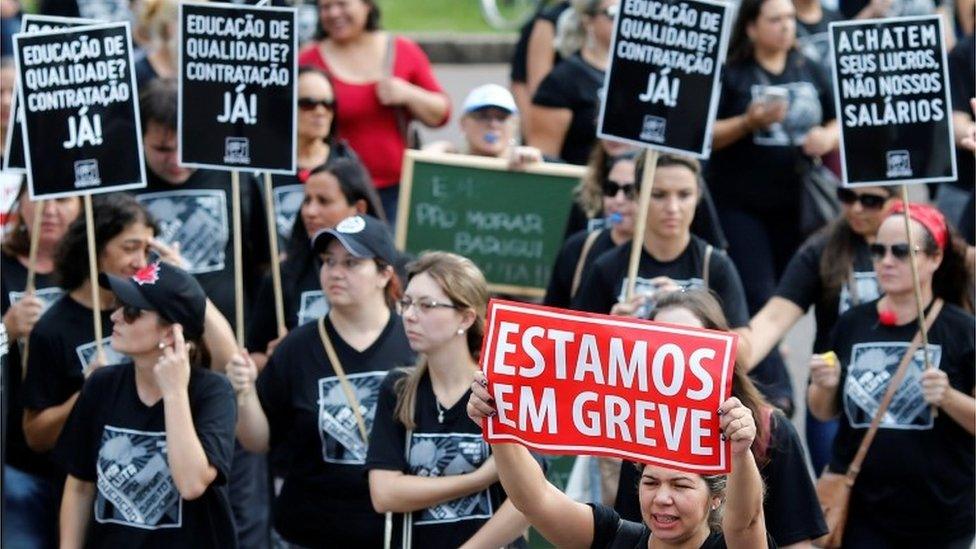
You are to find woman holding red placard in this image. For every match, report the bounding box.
[366,251,530,549]
[466,364,773,549]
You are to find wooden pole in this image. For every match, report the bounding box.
[20,200,44,378]
[899,186,937,417]
[263,172,287,338]
[83,195,104,364]
[231,171,244,346]
[624,149,659,301]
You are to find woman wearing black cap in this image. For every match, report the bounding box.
[229,214,414,547]
[56,261,238,548]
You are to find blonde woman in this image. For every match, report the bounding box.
[366,252,530,548]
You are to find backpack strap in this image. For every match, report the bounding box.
[571,229,603,298]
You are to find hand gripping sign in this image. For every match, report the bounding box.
[480,300,737,474]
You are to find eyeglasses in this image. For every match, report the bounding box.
[602,180,638,200]
[121,305,143,323]
[398,296,458,313]
[597,4,618,18]
[869,242,920,261]
[298,97,335,111]
[836,188,887,210]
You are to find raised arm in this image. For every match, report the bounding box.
[719,397,768,549]
[467,374,594,549]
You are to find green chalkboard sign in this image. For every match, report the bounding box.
[395,151,585,297]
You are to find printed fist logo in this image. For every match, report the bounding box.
[886,150,912,178]
[224,137,250,164]
[73,159,101,189]
[639,115,666,143]
[132,262,161,286]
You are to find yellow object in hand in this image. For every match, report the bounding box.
[822,351,838,369]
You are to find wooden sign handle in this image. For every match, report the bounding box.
[624,149,659,302]
[262,172,286,337]
[231,171,244,346]
[83,195,104,364]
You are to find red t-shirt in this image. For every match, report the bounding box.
[298,36,449,189]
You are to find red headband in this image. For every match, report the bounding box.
[889,201,948,249]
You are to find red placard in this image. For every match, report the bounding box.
[480,299,738,474]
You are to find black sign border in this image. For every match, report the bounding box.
[829,15,958,188]
[595,0,733,159]
[177,0,299,175]
[12,21,147,199]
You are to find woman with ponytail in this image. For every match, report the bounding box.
[366,252,530,548]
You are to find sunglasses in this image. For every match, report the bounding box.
[869,242,921,261]
[121,304,144,323]
[298,97,335,111]
[836,188,887,210]
[602,180,638,200]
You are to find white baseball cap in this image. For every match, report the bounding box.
[462,84,518,115]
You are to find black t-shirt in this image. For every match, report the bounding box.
[510,2,569,82]
[828,301,975,543]
[795,9,843,74]
[948,34,975,193]
[1,252,63,478]
[133,169,270,332]
[366,370,508,549]
[133,53,159,92]
[544,228,617,309]
[246,255,326,354]
[706,51,835,212]
[614,411,825,546]
[774,230,880,353]
[571,235,749,327]
[23,295,129,413]
[54,364,237,548]
[256,313,414,547]
[589,503,776,549]
[532,54,605,165]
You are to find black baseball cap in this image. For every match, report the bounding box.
[311,214,399,265]
[99,261,207,340]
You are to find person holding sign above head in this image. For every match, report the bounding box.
[247,158,382,370]
[1,185,80,549]
[366,251,531,548]
[424,84,544,168]
[229,214,414,547]
[466,373,773,548]
[545,153,638,309]
[298,0,451,224]
[571,155,767,395]
[266,66,373,253]
[56,261,238,548]
[747,185,897,474]
[529,0,618,165]
[808,203,975,548]
[614,290,827,548]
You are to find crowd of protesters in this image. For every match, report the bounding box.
[0,0,973,547]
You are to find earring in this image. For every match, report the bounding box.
[158,341,167,350]
[457,328,465,335]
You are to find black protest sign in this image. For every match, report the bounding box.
[178,2,297,174]
[3,15,95,174]
[597,0,731,158]
[830,16,956,186]
[12,22,146,199]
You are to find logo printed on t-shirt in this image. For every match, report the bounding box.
[844,342,942,430]
[617,277,705,319]
[317,371,386,464]
[272,184,303,244]
[95,426,182,529]
[9,287,64,314]
[297,290,329,326]
[408,433,493,525]
[137,190,229,275]
[75,338,131,374]
[750,82,823,146]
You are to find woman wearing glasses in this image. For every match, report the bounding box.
[748,185,896,473]
[229,214,414,547]
[571,154,755,370]
[808,203,975,548]
[366,252,530,549]
[266,66,370,252]
[57,262,237,548]
[544,154,637,309]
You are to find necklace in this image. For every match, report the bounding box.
[436,400,445,424]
